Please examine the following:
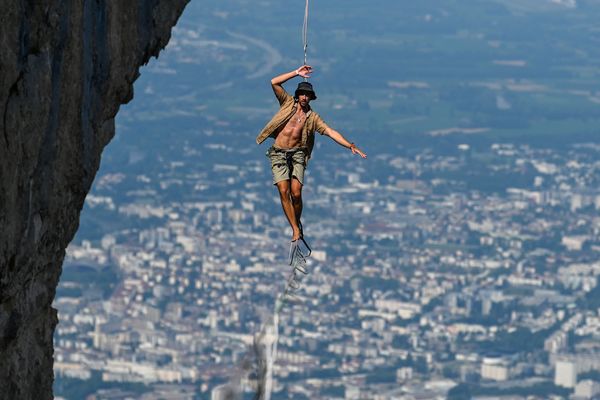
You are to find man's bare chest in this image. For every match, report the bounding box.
[280,108,307,136]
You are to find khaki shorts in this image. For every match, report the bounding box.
[266,146,307,185]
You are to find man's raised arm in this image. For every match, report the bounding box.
[271,65,313,103]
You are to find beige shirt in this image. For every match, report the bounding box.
[256,88,329,163]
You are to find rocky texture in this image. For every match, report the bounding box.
[0,1,189,398]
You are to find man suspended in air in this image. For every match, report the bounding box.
[256,65,367,243]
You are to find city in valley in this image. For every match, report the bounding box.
[54,135,600,399]
[53,0,600,398]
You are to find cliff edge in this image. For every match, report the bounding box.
[0,1,189,398]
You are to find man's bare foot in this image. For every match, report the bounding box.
[292,228,302,242]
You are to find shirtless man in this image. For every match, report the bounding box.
[256,65,367,242]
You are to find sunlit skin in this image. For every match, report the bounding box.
[273,93,308,150]
[270,65,367,241]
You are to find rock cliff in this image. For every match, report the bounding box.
[0,1,189,398]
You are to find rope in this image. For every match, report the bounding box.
[302,0,309,81]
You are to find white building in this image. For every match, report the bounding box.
[562,235,588,251]
[481,357,510,381]
[211,384,237,400]
[345,385,360,400]
[397,367,413,383]
[575,380,600,399]
[374,298,422,319]
[544,331,568,353]
[555,360,577,388]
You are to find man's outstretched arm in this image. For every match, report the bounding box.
[271,65,312,101]
[324,127,367,158]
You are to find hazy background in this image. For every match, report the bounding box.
[114,0,600,153]
[54,1,600,398]
[78,0,600,237]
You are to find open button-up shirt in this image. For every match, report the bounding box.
[256,88,330,163]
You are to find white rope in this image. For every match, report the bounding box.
[302,0,309,81]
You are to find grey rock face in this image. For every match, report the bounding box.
[0,1,189,398]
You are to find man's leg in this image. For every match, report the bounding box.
[290,178,303,230]
[276,180,301,241]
